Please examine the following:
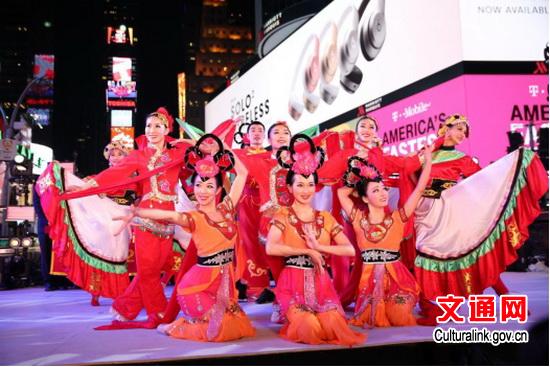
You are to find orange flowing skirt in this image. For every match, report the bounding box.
[276,267,366,346]
[350,261,420,328]
[163,263,255,342]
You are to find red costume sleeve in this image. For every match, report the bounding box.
[461,156,482,178]
[92,150,141,187]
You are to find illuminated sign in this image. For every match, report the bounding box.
[27,108,51,126]
[111,127,134,146]
[107,100,136,108]
[30,143,53,175]
[29,54,54,98]
[33,54,54,80]
[107,80,137,99]
[107,25,134,45]
[25,98,54,106]
[112,57,132,82]
[177,73,186,121]
[110,110,133,127]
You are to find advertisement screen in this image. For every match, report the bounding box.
[206,0,463,133]
[110,110,133,127]
[107,25,134,45]
[112,57,132,82]
[111,127,135,144]
[27,108,51,126]
[459,0,548,61]
[107,80,137,99]
[205,0,546,137]
[30,143,54,175]
[332,74,548,167]
[29,54,55,98]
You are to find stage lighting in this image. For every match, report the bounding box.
[21,237,33,248]
[9,238,21,249]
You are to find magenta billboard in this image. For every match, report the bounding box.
[368,74,548,166]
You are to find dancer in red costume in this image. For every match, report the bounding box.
[337,144,433,328]
[232,121,270,301]
[410,114,549,324]
[69,108,193,325]
[113,134,255,341]
[266,134,365,346]
[234,121,293,305]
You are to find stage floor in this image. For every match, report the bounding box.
[0,272,547,365]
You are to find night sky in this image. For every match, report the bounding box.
[51,0,196,176]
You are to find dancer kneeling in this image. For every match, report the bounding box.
[266,135,366,346]
[116,134,255,342]
[337,145,433,328]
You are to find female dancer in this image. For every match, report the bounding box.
[337,144,433,328]
[115,134,255,342]
[411,114,548,324]
[69,108,193,325]
[266,134,365,346]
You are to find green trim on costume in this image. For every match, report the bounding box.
[52,163,128,274]
[431,149,466,165]
[415,150,535,272]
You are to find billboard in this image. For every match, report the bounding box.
[107,25,134,45]
[330,74,549,167]
[205,0,547,138]
[207,0,463,132]
[28,54,55,99]
[27,108,51,126]
[110,110,133,127]
[111,127,134,145]
[177,73,186,121]
[112,57,132,82]
[107,80,137,99]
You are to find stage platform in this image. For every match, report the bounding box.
[0,272,548,365]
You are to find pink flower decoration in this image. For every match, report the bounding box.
[359,165,380,180]
[195,155,220,178]
[291,151,320,176]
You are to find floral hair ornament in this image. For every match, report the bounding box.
[276,133,326,178]
[103,140,132,160]
[148,107,174,133]
[343,156,382,188]
[184,133,235,181]
[437,113,470,138]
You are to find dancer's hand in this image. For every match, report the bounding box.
[421,143,434,162]
[65,183,90,193]
[112,205,136,236]
[169,138,195,147]
[307,249,325,276]
[303,224,319,251]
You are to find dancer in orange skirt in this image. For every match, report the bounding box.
[115,134,255,342]
[266,134,365,346]
[337,144,434,328]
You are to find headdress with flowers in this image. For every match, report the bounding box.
[184,133,235,181]
[103,140,132,160]
[148,107,174,133]
[437,113,470,138]
[343,156,382,189]
[276,134,326,178]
